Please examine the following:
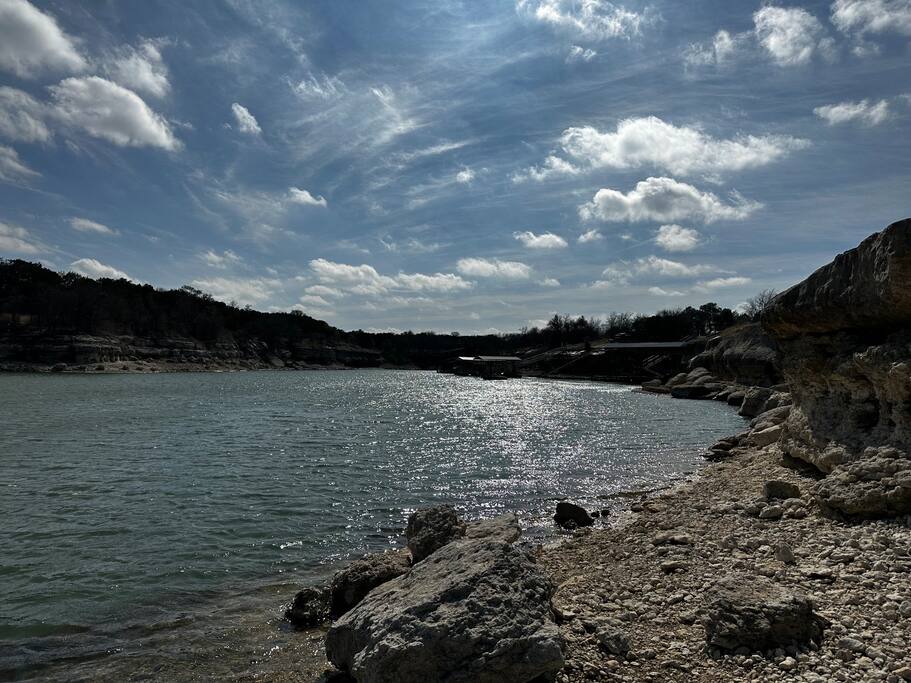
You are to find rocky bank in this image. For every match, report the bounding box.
[268,219,911,682]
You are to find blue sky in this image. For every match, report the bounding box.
[0,0,909,333]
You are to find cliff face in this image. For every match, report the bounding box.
[688,322,782,387]
[762,218,911,517]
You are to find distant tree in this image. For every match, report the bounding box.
[743,288,777,320]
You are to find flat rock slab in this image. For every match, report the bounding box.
[325,538,564,683]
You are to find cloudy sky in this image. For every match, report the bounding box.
[0,0,909,333]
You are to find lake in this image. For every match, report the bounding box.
[0,369,745,679]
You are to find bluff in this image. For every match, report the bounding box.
[762,218,911,517]
[687,322,782,387]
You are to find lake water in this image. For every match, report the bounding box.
[0,369,745,680]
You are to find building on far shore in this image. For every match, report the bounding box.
[442,355,521,379]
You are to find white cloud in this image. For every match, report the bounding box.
[541,277,561,287]
[200,249,242,269]
[566,45,598,62]
[0,0,87,78]
[304,284,343,298]
[70,217,117,236]
[648,286,685,296]
[814,98,891,125]
[231,103,261,135]
[696,276,752,290]
[753,6,835,66]
[456,257,532,279]
[684,29,742,67]
[517,0,649,41]
[831,0,911,36]
[654,224,699,252]
[291,72,346,100]
[0,220,42,253]
[50,77,180,150]
[456,167,475,184]
[513,230,568,249]
[524,117,809,180]
[0,86,50,142]
[105,40,170,98]
[288,186,327,207]
[512,154,580,183]
[598,256,718,287]
[190,276,279,306]
[298,294,330,307]
[0,143,39,182]
[580,177,760,224]
[70,257,133,281]
[310,258,472,295]
[578,228,603,243]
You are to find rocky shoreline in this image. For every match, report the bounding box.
[264,219,911,682]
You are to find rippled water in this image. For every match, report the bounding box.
[0,369,745,679]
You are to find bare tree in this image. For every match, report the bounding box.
[743,288,777,320]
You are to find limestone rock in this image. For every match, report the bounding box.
[763,480,801,501]
[813,448,911,518]
[406,505,466,563]
[464,512,522,543]
[329,549,411,617]
[687,323,782,387]
[285,585,330,628]
[748,424,783,448]
[325,538,564,683]
[703,576,827,651]
[738,387,772,418]
[554,501,594,529]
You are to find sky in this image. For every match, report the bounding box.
[0,0,909,334]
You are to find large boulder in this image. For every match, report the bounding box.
[464,512,522,543]
[329,549,411,617]
[325,538,564,683]
[738,387,772,418]
[813,448,911,518]
[704,576,827,652]
[285,586,330,628]
[406,505,466,563]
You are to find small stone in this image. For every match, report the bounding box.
[775,542,796,564]
[779,656,798,671]
[759,505,784,519]
[660,560,688,573]
[764,480,801,500]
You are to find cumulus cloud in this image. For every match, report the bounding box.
[0,143,39,182]
[578,228,603,243]
[580,177,761,224]
[298,294,331,308]
[105,40,170,98]
[288,187,327,207]
[231,103,261,135]
[566,45,598,62]
[70,217,117,236]
[50,77,180,150]
[814,98,891,125]
[200,249,242,269]
[456,257,532,279]
[190,276,280,306]
[310,258,472,295]
[0,0,87,78]
[0,86,50,142]
[517,0,649,41]
[518,117,808,181]
[831,0,911,37]
[753,6,835,66]
[512,154,581,183]
[695,276,752,290]
[304,284,343,298]
[540,277,561,287]
[513,230,568,249]
[70,257,133,281]
[655,224,699,252]
[596,255,718,288]
[0,220,43,253]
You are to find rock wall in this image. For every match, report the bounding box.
[688,322,782,387]
[762,218,911,517]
